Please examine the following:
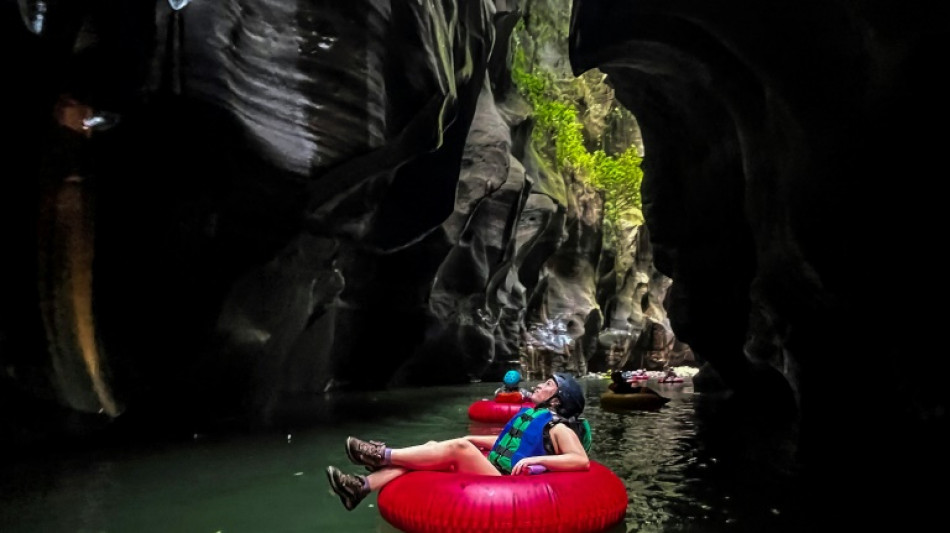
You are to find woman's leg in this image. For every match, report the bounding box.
[365,466,409,491]
[327,464,412,510]
[390,438,501,475]
[329,438,499,509]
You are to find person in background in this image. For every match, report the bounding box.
[608,370,637,394]
[608,370,665,397]
[326,373,592,511]
[661,368,679,383]
[493,370,531,402]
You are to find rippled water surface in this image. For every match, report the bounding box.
[0,376,803,532]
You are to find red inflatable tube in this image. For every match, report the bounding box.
[377,460,628,533]
[494,391,525,403]
[467,399,535,423]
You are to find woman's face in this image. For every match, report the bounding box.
[530,378,559,404]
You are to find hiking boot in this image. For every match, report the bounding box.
[346,436,387,471]
[326,466,368,511]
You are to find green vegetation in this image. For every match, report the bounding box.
[510,33,644,248]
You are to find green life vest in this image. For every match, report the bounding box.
[488,407,593,474]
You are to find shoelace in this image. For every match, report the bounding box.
[357,441,380,456]
[334,470,361,491]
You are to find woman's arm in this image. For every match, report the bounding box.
[510,424,590,474]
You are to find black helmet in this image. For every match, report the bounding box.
[551,373,585,418]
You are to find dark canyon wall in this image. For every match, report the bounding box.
[1,0,670,435]
[2,3,945,527]
[570,0,946,528]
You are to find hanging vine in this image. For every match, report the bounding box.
[510,20,644,251]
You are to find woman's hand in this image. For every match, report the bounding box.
[511,458,542,475]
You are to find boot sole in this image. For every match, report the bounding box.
[344,437,360,465]
[326,466,358,511]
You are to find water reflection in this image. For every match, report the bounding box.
[0,376,803,532]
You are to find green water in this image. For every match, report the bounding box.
[0,377,802,532]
